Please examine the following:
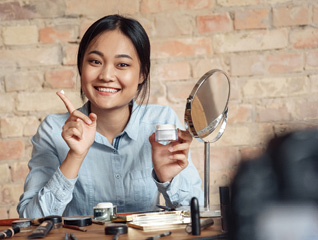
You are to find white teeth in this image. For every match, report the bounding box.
[97,88,118,93]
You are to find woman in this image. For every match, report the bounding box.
[17,14,203,218]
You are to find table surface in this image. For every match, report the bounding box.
[0,217,226,240]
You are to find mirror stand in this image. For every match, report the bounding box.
[201,141,214,217]
[184,69,230,217]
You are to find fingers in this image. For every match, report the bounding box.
[62,118,84,140]
[177,129,193,143]
[56,90,76,114]
[57,91,93,125]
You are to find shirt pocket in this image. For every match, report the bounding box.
[129,168,155,203]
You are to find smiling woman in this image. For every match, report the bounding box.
[16,14,203,218]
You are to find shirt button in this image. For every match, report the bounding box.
[113,150,117,154]
[115,174,120,179]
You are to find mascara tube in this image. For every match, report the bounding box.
[0,227,20,239]
[190,197,201,235]
[219,186,230,232]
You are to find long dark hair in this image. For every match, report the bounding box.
[77,14,151,105]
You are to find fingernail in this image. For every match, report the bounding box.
[60,89,65,95]
[168,147,174,152]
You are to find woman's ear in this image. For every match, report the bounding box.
[138,74,145,85]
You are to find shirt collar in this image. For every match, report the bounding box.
[124,100,142,141]
[78,100,142,141]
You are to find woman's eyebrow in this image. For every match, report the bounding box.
[88,50,103,57]
[87,51,133,60]
[115,54,133,60]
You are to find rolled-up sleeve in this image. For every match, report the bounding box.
[17,114,77,218]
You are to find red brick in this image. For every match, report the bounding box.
[0,2,35,21]
[17,92,83,112]
[217,0,260,7]
[313,5,318,24]
[39,25,77,44]
[45,68,76,89]
[306,50,318,69]
[141,0,213,14]
[216,123,274,147]
[190,147,204,171]
[273,6,309,27]
[191,58,227,79]
[243,76,308,99]
[0,207,8,219]
[274,123,318,137]
[1,116,40,138]
[228,104,253,124]
[154,15,193,37]
[1,117,23,138]
[152,38,212,59]
[211,147,240,171]
[10,162,29,183]
[151,62,191,81]
[228,78,241,102]
[214,29,288,53]
[0,47,61,68]
[290,28,318,49]
[230,54,265,76]
[266,52,303,74]
[240,146,265,161]
[0,164,10,184]
[66,0,139,17]
[3,25,38,45]
[9,206,19,218]
[310,75,318,92]
[0,184,23,205]
[5,71,43,92]
[166,80,196,102]
[234,8,270,30]
[29,0,65,18]
[0,94,15,113]
[256,101,292,122]
[63,44,79,66]
[0,140,24,161]
[197,13,232,33]
[295,96,318,120]
[148,81,165,105]
[231,52,303,76]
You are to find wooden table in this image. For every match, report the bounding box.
[0,217,226,239]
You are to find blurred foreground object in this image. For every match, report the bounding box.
[230,129,318,240]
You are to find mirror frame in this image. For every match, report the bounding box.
[184,69,231,143]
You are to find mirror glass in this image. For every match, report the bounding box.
[185,69,230,142]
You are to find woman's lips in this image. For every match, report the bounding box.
[95,87,119,93]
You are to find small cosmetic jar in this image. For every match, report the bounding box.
[155,124,178,144]
[93,202,117,221]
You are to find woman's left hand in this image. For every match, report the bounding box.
[149,129,193,183]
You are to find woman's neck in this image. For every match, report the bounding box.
[90,102,132,145]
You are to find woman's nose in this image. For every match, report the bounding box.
[99,65,115,81]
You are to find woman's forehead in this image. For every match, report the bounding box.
[85,30,138,58]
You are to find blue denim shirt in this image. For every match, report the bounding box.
[17,101,203,218]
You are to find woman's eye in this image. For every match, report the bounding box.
[89,59,101,65]
[118,63,129,67]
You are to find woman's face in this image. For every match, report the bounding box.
[81,30,143,112]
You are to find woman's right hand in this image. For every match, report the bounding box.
[56,91,97,160]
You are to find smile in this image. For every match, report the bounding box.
[95,87,119,93]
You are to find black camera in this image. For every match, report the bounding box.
[230,130,318,240]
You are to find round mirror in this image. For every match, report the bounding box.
[185,69,230,143]
[184,69,231,217]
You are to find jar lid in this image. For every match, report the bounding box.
[156,124,176,130]
[94,202,113,208]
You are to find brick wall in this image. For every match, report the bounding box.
[0,0,317,218]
